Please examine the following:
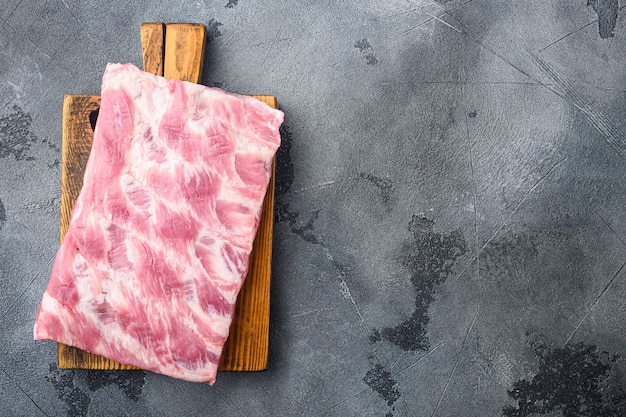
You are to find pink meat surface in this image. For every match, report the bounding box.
[34,63,283,384]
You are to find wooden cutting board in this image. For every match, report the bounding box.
[57,22,275,372]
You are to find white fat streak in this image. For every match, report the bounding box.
[72,253,96,296]
[119,173,157,219]
[188,231,247,287]
[39,292,57,317]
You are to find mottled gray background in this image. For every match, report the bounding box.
[1,1,626,416]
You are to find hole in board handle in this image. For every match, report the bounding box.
[89,108,99,132]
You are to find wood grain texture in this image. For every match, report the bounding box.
[140,22,165,76]
[163,23,206,83]
[58,23,276,373]
[59,94,100,241]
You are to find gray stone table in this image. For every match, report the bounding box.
[1,1,626,416]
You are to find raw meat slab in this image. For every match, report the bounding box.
[39,62,282,382]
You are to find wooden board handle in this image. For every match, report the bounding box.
[140,22,165,76]
[164,23,206,83]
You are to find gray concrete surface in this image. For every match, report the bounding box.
[1,1,626,416]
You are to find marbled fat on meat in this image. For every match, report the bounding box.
[33,63,283,384]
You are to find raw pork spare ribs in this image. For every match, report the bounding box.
[34,63,283,384]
